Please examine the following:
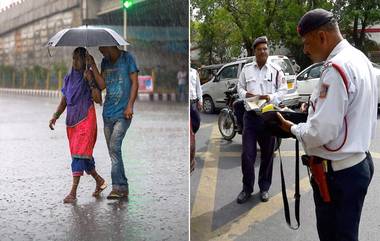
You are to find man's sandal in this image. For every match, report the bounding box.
[106,190,128,200]
[92,180,107,197]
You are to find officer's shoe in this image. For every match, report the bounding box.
[260,191,269,202]
[237,190,251,204]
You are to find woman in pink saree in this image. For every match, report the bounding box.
[49,47,107,203]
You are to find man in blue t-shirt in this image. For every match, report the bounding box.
[87,46,139,199]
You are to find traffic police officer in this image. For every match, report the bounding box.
[236,36,287,204]
[277,9,376,241]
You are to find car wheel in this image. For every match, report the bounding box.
[203,96,215,114]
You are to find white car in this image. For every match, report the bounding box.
[201,55,300,114]
[296,62,380,104]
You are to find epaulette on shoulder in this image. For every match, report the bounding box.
[245,58,254,64]
[243,62,254,68]
[268,61,282,71]
[321,61,332,72]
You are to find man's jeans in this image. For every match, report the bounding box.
[103,117,131,192]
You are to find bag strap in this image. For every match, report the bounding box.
[279,138,300,230]
[275,69,279,90]
[322,62,349,152]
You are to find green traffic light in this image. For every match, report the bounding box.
[123,0,132,9]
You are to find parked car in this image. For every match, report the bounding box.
[295,62,323,103]
[296,62,380,104]
[198,63,224,85]
[201,55,300,114]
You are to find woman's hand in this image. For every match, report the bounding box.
[49,117,57,130]
[86,53,96,68]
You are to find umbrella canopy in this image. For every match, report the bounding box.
[46,25,129,47]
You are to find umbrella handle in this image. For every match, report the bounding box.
[48,47,52,57]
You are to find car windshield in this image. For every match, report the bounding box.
[271,58,295,75]
[309,64,323,78]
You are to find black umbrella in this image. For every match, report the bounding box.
[46,25,129,47]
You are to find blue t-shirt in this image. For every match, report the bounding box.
[101,51,139,118]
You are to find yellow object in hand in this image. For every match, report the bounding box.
[262,104,275,113]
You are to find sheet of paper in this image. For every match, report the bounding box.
[244,96,267,111]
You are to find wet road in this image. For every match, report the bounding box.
[191,112,380,241]
[0,95,189,241]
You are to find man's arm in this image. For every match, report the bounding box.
[237,69,248,99]
[86,54,106,90]
[195,71,203,110]
[124,72,139,119]
[84,70,102,105]
[196,71,203,102]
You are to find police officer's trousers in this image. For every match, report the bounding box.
[233,100,245,130]
[311,153,374,241]
[241,111,275,194]
[190,101,201,133]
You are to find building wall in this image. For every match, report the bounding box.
[0,8,82,68]
[0,0,188,91]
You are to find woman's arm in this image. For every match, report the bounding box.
[90,86,102,105]
[49,96,67,130]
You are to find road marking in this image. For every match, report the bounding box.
[193,125,380,240]
[191,125,221,241]
[371,152,380,159]
[196,150,306,159]
[200,123,215,129]
[209,177,311,241]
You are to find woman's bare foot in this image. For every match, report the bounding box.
[92,178,107,197]
[63,193,77,203]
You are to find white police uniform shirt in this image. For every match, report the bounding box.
[291,39,378,171]
[190,68,203,102]
[238,61,287,105]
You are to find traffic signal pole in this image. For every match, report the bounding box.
[123,7,127,51]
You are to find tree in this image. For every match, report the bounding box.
[334,0,380,54]
[192,0,366,68]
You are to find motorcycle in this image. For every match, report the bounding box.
[217,82,282,150]
[218,83,240,141]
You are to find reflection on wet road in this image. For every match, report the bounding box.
[0,95,188,241]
